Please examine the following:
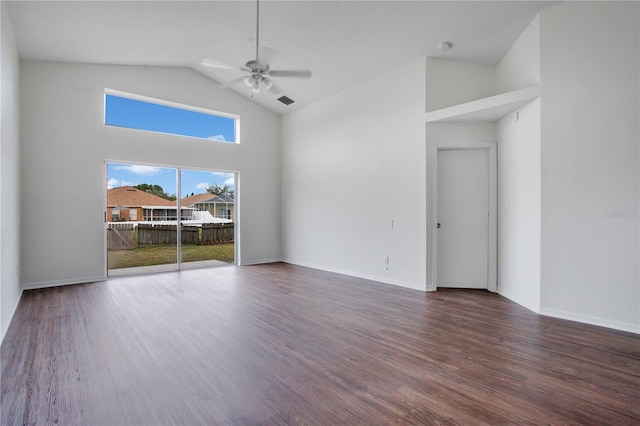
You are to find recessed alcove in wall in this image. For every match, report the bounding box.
[424,51,542,299]
[425,85,540,123]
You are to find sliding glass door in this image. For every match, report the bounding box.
[180,169,235,269]
[106,162,236,276]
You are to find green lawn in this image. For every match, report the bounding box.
[108,244,234,270]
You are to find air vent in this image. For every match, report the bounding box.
[277,96,295,106]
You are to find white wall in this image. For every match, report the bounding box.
[425,58,495,111]
[20,62,281,288]
[495,15,540,94]
[281,59,427,290]
[495,15,541,312]
[539,2,639,332]
[1,1,23,341]
[496,100,541,312]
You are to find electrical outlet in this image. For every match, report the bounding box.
[383,255,389,265]
[389,219,394,228]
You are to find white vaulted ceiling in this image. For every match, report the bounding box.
[7,0,557,115]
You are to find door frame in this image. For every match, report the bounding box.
[429,141,497,292]
[103,160,240,277]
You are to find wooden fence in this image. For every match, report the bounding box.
[107,223,136,250]
[137,224,177,246]
[201,223,235,244]
[107,223,234,250]
[181,226,200,245]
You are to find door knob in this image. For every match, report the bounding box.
[437,223,441,229]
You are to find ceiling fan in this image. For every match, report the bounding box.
[201,0,312,95]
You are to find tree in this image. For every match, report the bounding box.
[134,183,176,201]
[206,184,234,199]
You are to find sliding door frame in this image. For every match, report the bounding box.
[104,160,239,277]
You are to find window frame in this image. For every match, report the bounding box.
[104,88,240,144]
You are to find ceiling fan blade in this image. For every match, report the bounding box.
[268,70,312,79]
[201,58,245,71]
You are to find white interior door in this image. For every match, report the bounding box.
[437,148,489,288]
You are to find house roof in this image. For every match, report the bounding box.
[182,193,234,207]
[181,193,216,206]
[107,186,175,208]
[212,194,234,204]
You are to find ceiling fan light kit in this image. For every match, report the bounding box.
[201,0,311,98]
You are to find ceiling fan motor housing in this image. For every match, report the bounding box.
[245,60,269,76]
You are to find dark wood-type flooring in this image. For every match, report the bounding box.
[2,263,639,425]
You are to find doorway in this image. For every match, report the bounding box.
[430,142,497,291]
[106,162,236,276]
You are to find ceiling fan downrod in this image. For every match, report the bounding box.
[199,0,311,97]
[255,0,260,62]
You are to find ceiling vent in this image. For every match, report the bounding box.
[277,96,295,106]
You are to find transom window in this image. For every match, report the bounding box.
[104,90,238,143]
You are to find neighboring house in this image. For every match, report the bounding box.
[182,193,235,220]
[107,186,193,222]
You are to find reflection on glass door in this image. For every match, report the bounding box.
[106,162,178,276]
[106,162,235,276]
[180,169,235,269]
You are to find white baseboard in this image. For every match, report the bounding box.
[497,289,540,314]
[22,275,106,291]
[238,257,284,266]
[539,307,639,334]
[1,288,24,344]
[284,259,426,291]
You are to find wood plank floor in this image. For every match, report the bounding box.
[2,263,639,425]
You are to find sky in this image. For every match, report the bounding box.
[105,94,236,142]
[107,163,235,198]
[105,93,236,197]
